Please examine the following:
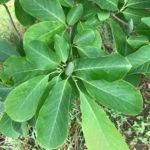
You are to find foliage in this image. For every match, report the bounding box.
[0,0,150,149]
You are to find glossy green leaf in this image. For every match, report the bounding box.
[141,17,150,28]
[127,35,149,49]
[74,53,131,81]
[54,34,69,63]
[0,56,48,86]
[89,0,118,11]
[97,10,110,21]
[81,79,143,115]
[0,83,12,101]
[23,21,65,46]
[0,113,19,139]
[0,40,19,62]
[74,29,95,46]
[36,80,71,149]
[67,3,83,25]
[15,0,36,26]
[109,19,133,56]
[80,93,129,150]
[123,8,150,24]
[126,0,150,9]
[19,0,65,23]
[25,40,60,70]
[5,75,48,122]
[59,0,73,7]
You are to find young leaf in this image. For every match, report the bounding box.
[19,0,65,24]
[23,21,65,46]
[67,3,83,25]
[0,40,19,62]
[15,0,36,26]
[0,83,12,101]
[25,40,60,70]
[89,0,118,11]
[80,93,129,150]
[0,56,48,86]
[74,53,131,81]
[36,80,71,149]
[65,62,74,76]
[5,75,49,122]
[0,113,19,139]
[127,35,149,49]
[81,79,143,115]
[97,10,110,21]
[54,34,69,63]
[73,29,95,46]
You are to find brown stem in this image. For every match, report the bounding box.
[110,13,128,26]
[3,4,21,40]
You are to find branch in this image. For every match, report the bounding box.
[110,13,128,26]
[3,4,21,40]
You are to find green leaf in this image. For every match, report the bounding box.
[0,40,19,62]
[67,3,83,25]
[54,34,69,63]
[126,0,150,9]
[59,0,73,7]
[76,46,107,58]
[0,101,5,112]
[141,17,150,28]
[36,80,71,149]
[127,35,149,49]
[80,93,129,150]
[97,10,110,21]
[124,74,141,87]
[109,19,133,56]
[23,21,65,46]
[74,53,131,81]
[127,45,150,76]
[89,0,118,11]
[127,45,150,69]
[35,76,61,118]
[0,113,19,139]
[0,0,10,4]
[126,19,134,35]
[19,0,65,24]
[15,0,36,26]
[65,62,74,76]
[5,75,48,122]
[0,56,48,86]
[25,40,60,70]
[73,29,95,46]
[123,8,150,24]
[81,79,143,115]
[0,83,12,101]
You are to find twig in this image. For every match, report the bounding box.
[3,4,21,40]
[74,0,76,4]
[110,13,128,26]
